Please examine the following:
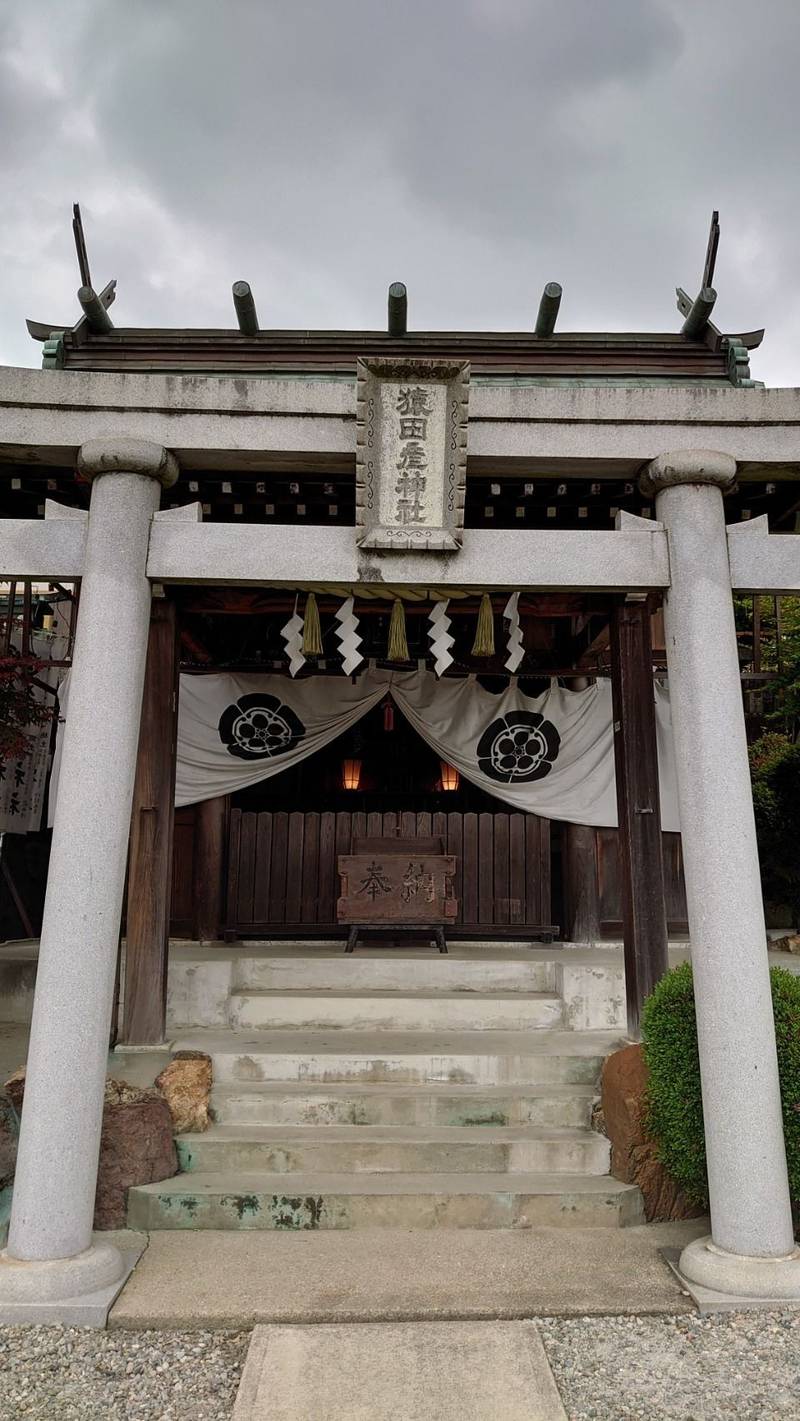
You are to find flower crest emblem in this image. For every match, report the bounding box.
[476,711,561,784]
[218,693,305,761]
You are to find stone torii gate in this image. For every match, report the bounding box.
[1,367,800,1316]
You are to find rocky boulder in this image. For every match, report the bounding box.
[600,1043,703,1223]
[155,1050,213,1134]
[0,1093,18,1190]
[5,1070,177,1230]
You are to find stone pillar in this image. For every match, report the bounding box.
[643,449,800,1299]
[0,438,177,1308]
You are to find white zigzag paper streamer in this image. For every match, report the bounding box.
[503,591,524,673]
[335,596,364,675]
[280,598,306,678]
[428,599,454,678]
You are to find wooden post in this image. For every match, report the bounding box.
[610,596,669,1036]
[121,599,179,1044]
[193,795,229,941]
[561,822,601,941]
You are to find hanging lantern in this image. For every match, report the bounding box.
[342,758,362,791]
[439,760,460,792]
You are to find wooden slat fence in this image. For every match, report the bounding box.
[224,808,551,938]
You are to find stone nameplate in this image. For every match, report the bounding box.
[338,853,458,925]
[355,357,469,551]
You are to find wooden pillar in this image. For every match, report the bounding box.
[192,795,229,941]
[562,823,601,941]
[121,599,179,1045]
[610,596,669,1036]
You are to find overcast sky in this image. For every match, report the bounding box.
[2,0,799,384]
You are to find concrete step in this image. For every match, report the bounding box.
[210,1080,597,1129]
[173,1029,622,1087]
[228,990,564,1033]
[231,949,556,995]
[127,1170,644,1231]
[176,1124,611,1176]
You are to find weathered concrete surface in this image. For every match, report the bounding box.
[232,1321,567,1421]
[127,1168,642,1231]
[109,1220,706,1328]
[228,989,564,1033]
[3,365,800,474]
[0,1228,146,1328]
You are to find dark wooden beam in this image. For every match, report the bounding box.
[232,281,259,336]
[610,596,669,1036]
[121,599,179,1045]
[77,284,115,334]
[192,795,229,941]
[535,282,562,338]
[388,282,408,337]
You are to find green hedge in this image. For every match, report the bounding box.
[641,961,800,1207]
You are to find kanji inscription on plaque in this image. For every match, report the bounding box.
[338,852,457,925]
[355,357,469,551]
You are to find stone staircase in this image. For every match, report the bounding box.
[127,945,643,1231]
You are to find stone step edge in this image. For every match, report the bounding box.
[210,1081,598,1097]
[130,1169,633,1197]
[227,990,562,1001]
[179,1124,605,1144]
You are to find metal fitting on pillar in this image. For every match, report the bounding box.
[77,437,179,488]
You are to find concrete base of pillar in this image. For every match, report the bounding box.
[672,1235,800,1310]
[0,1233,145,1327]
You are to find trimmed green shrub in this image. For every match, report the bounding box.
[749,733,800,928]
[641,961,800,1208]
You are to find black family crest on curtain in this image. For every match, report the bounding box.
[476,712,561,784]
[218,694,305,762]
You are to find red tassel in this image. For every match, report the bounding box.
[383,699,395,733]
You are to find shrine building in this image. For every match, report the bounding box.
[2,236,800,1319]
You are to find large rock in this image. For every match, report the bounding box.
[0,1094,18,1190]
[155,1050,213,1134]
[600,1043,703,1223]
[4,1070,177,1230]
[772,933,800,955]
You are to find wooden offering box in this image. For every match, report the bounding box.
[338,836,457,952]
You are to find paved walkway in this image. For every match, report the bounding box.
[110,1219,706,1328]
[232,1321,567,1420]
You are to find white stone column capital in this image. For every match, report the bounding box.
[640,448,737,497]
[77,436,179,488]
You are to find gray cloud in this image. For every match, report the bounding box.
[1,0,798,384]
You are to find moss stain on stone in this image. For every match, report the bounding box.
[459,1110,508,1127]
[179,1196,199,1218]
[221,1193,261,1220]
[270,1194,324,1229]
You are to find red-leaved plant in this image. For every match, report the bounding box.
[0,656,54,763]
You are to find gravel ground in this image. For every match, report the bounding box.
[0,1327,251,1421]
[539,1312,800,1420]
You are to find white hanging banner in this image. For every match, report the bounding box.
[334,597,363,676]
[176,672,386,807]
[280,598,306,678]
[503,591,524,673]
[51,668,680,831]
[427,600,454,678]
